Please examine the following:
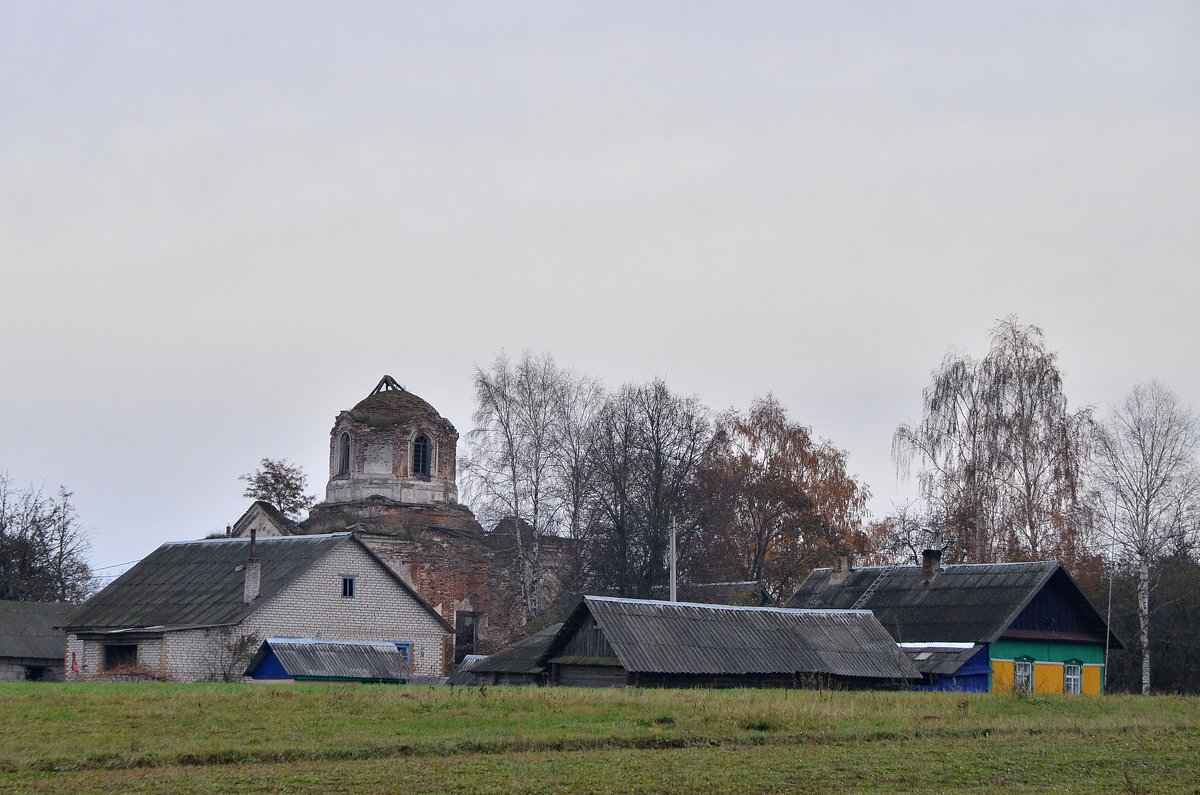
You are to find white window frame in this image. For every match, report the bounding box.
[1014,659,1033,694]
[341,576,356,599]
[1064,663,1082,695]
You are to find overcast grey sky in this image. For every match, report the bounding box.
[2,1,1197,585]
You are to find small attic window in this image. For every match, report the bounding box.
[337,433,351,477]
[412,435,431,478]
[342,576,356,598]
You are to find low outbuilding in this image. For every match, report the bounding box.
[0,601,76,681]
[541,597,920,689]
[243,638,419,683]
[900,643,991,692]
[469,623,563,686]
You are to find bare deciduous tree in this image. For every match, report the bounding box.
[0,474,95,602]
[201,628,263,683]
[1092,381,1200,695]
[239,458,315,519]
[463,351,602,621]
[893,317,1092,564]
[588,380,712,598]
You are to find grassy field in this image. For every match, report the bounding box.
[0,683,1196,793]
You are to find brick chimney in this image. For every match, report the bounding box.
[243,528,261,604]
[921,547,942,584]
[830,555,852,585]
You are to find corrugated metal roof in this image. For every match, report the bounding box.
[247,638,411,681]
[63,534,352,631]
[0,601,75,659]
[445,654,487,685]
[546,597,919,680]
[471,624,563,675]
[787,561,1115,645]
[899,643,987,675]
[62,533,451,634]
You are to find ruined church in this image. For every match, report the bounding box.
[231,376,564,662]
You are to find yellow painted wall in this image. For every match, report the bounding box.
[993,660,1014,692]
[1083,665,1102,695]
[1034,663,1064,694]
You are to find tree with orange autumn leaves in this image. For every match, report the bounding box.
[688,396,872,601]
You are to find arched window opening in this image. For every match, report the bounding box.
[337,432,351,476]
[412,435,431,478]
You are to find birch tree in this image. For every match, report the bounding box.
[893,317,1091,564]
[463,351,604,621]
[464,352,559,622]
[1092,381,1200,695]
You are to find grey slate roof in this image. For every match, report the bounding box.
[0,601,75,659]
[62,533,450,632]
[547,597,920,680]
[899,643,986,675]
[787,561,1115,645]
[471,623,563,675]
[445,654,487,686]
[245,638,413,681]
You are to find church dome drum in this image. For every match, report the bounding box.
[325,376,459,506]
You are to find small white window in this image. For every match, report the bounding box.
[1014,660,1033,694]
[342,576,356,598]
[1064,664,1082,695]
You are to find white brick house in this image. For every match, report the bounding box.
[62,533,452,683]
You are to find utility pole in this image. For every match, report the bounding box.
[669,515,677,602]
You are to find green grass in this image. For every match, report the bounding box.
[1,684,1196,792]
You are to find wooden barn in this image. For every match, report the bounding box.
[467,623,563,686]
[539,596,919,689]
[789,552,1121,694]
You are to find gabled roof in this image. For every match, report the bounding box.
[787,561,1120,647]
[244,638,413,682]
[544,597,920,681]
[0,601,76,659]
[63,533,450,633]
[471,623,563,675]
[231,501,297,537]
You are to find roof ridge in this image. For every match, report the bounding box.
[164,532,351,546]
[584,595,869,615]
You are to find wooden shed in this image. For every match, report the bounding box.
[541,597,919,689]
[468,623,563,686]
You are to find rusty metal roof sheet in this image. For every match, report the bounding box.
[546,597,919,680]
